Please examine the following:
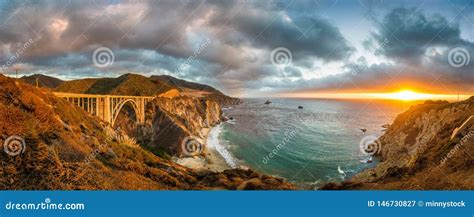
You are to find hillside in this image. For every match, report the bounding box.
[54,73,241,106]
[20,74,64,88]
[0,75,294,190]
[56,74,174,96]
[152,75,223,95]
[323,98,474,190]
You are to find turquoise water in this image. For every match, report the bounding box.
[217,98,414,188]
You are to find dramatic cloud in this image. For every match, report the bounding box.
[0,0,472,96]
[366,7,473,63]
[277,5,474,95]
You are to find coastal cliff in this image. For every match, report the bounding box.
[323,97,474,190]
[0,75,294,190]
[22,73,240,156]
[138,96,223,156]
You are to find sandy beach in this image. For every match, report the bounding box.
[174,125,232,172]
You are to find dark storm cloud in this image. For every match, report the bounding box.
[270,56,473,95]
[207,2,354,63]
[0,1,472,95]
[0,0,354,62]
[367,7,473,63]
[0,0,355,95]
[272,6,474,95]
[285,51,474,96]
[361,6,473,92]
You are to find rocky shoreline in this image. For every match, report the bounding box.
[0,75,295,190]
[135,92,474,190]
[322,97,474,190]
[174,124,232,172]
[4,72,471,190]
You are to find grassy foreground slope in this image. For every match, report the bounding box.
[0,75,293,190]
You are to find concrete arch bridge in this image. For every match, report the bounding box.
[53,92,154,126]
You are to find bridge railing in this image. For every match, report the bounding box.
[53,92,155,99]
[53,92,155,125]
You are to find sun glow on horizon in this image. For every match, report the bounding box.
[376,90,435,101]
[279,89,470,101]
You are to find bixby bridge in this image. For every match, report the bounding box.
[53,92,155,126]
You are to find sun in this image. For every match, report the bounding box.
[386,90,433,101]
[285,89,468,101]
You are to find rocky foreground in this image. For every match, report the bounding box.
[323,98,474,190]
[0,75,294,190]
[4,73,472,190]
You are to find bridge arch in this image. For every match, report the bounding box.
[111,99,140,127]
[53,92,154,126]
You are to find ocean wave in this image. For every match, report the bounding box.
[207,124,238,168]
[226,119,237,124]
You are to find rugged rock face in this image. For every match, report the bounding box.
[0,75,294,190]
[137,96,222,156]
[323,98,474,190]
[205,93,242,107]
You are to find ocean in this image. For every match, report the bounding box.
[208,98,415,188]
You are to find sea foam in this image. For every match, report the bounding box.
[207,124,238,168]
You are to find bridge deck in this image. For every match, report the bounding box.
[53,92,155,99]
[53,92,155,126]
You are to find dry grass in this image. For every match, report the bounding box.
[0,75,294,190]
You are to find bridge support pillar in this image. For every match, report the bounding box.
[53,92,153,127]
[104,95,111,124]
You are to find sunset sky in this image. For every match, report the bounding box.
[0,0,472,98]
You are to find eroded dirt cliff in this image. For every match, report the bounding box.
[323,98,474,190]
[136,96,222,157]
[0,75,294,190]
